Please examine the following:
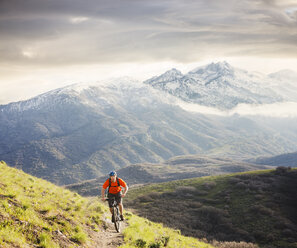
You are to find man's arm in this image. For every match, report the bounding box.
[122,185,129,197]
[101,187,106,201]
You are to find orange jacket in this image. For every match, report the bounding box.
[102,177,127,194]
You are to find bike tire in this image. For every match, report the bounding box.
[113,206,121,233]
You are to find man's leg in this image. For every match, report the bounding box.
[108,194,116,222]
[116,193,124,221]
[118,203,123,215]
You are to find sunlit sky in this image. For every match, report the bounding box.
[1,0,297,104]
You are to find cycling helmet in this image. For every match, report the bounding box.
[109,171,117,177]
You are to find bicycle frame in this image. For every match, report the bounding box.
[106,198,121,232]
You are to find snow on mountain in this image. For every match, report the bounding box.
[189,61,235,76]
[269,69,297,81]
[3,62,296,115]
[144,61,290,110]
[0,77,178,115]
[266,69,297,101]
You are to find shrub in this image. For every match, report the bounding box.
[28,178,35,183]
[194,190,209,196]
[70,231,87,244]
[196,206,229,227]
[135,239,147,248]
[148,242,161,248]
[212,240,259,248]
[175,186,197,193]
[275,166,290,174]
[190,202,203,208]
[203,181,216,190]
[254,194,263,200]
[229,178,241,185]
[161,236,170,246]
[236,182,247,189]
[253,230,266,240]
[90,214,101,225]
[139,195,153,203]
[282,228,295,238]
[249,205,273,216]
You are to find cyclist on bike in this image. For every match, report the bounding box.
[101,171,128,221]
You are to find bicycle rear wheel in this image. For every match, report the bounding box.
[113,206,121,232]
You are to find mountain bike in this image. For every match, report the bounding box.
[106,198,121,232]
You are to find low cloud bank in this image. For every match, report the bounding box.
[178,101,297,118]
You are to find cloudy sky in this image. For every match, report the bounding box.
[1,0,297,104]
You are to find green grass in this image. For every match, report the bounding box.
[126,168,297,248]
[39,232,59,248]
[0,161,213,248]
[119,213,214,248]
[0,161,106,247]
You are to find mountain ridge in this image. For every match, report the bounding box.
[144,61,297,110]
[1,63,297,185]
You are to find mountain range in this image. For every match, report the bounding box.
[144,61,297,110]
[1,62,297,185]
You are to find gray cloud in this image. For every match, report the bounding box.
[0,0,296,65]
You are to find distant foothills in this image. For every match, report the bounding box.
[65,154,273,196]
[1,62,297,185]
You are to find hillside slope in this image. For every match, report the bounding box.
[125,168,297,248]
[0,161,214,248]
[0,161,109,247]
[66,155,272,196]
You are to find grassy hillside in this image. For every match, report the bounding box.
[0,161,106,247]
[0,161,215,248]
[125,167,297,248]
[66,155,272,196]
[120,213,214,248]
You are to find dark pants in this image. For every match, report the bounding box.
[108,192,122,208]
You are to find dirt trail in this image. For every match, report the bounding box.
[89,213,125,248]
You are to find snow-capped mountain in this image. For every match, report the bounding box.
[1,74,297,185]
[144,61,296,109]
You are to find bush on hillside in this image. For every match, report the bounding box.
[275,166,291,175]
[135,239,146,248]
[175,186,198,197]
[212,240,259,248]
[249,205,274,216]
[229,177,241,185]
[203,181,216,190]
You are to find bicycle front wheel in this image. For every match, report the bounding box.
[113,206,121,233]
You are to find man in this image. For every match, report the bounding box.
[101,171,128,221]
